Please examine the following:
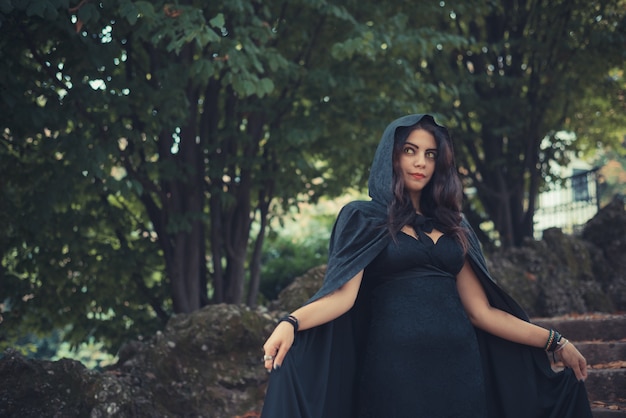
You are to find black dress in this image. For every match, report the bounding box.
[260,203,592,418]
[357,230,486,417]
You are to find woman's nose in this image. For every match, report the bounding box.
[414,153,425,166]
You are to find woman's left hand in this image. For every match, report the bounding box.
[557,342,588,381]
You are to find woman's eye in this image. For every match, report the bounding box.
[403,147,415,154]
[426,151,438,159]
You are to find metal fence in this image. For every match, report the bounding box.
[533,168,601,239]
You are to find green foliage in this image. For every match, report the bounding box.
[52,337,117,370]
[2,330,117,370]
[1,0,624,356]
[399,0,626,245]
[0,0,416,351]
[597,150,626,206]
[259,206,336,301]
[259,234,329,302]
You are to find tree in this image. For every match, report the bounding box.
[3,0,623,354]
[401,0,626,246]
[1,0,450,350]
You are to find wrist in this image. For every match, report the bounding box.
[544,329,563,352]
[554,337,569,352]
[278,314,299,335]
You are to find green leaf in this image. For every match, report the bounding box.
[190,58,215,79]
[259,78,274,96]
[195,26,221,46]
[120,1,139,25]
[134,1,155,17]
[76,2,99,24]
[209,13,225,29]
[243,79,256,96]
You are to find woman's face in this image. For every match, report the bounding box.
[397,128,438,206]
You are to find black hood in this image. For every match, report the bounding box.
[306,114,446,303]
[367,114,444,206]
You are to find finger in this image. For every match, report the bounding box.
[572,364,583,381]
[576,366,586,382]
[262,344,279,371]
[579,358,588,381]
[573,350,588,381]
[263,352,276,371]
[272,342,291,370]
[568,355,586,381]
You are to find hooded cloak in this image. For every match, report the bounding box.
[261,114,591,418]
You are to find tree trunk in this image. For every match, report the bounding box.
[247,188,271,307]
[210,191,225,303]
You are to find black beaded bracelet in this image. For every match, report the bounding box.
[546,329,562,352]
[278,314,299,334]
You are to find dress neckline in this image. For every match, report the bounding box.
[409,213,445,245]
[399,229,449,246]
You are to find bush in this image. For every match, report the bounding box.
[259,209,335,302]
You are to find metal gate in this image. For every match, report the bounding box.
[533,168,601,239]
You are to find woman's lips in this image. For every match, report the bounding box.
[410,173,425,179]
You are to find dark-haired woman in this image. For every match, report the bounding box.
[260,114,592,418]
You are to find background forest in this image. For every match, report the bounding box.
[1,0,625,365]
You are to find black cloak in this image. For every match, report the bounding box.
[261,114,592,418]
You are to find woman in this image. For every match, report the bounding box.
[261,114,592,417]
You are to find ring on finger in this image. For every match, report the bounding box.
[263,354,274,362]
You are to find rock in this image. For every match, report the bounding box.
[487,227,612,316]
[0,348,160,417]
[1,304,275,418]
[117,303,275,417]
[484,197,625,316]
[582,195,626,311]
[582,195,626,272]
[271,264,326,312]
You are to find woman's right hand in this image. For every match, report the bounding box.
[260,270,364,372]
[262,321,295,371]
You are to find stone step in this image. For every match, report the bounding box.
[533,314,626,342]
[586,368,626,404]
[588,368,626,417]
[593,408,626,418]
[577,341,626,365]
[532,315,626,417]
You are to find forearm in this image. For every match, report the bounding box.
[470,307,551,348]
[289,270,363,331]
[457,261,553,349]
[471,306,588,380]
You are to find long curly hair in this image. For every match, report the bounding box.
[388,116,468,252]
